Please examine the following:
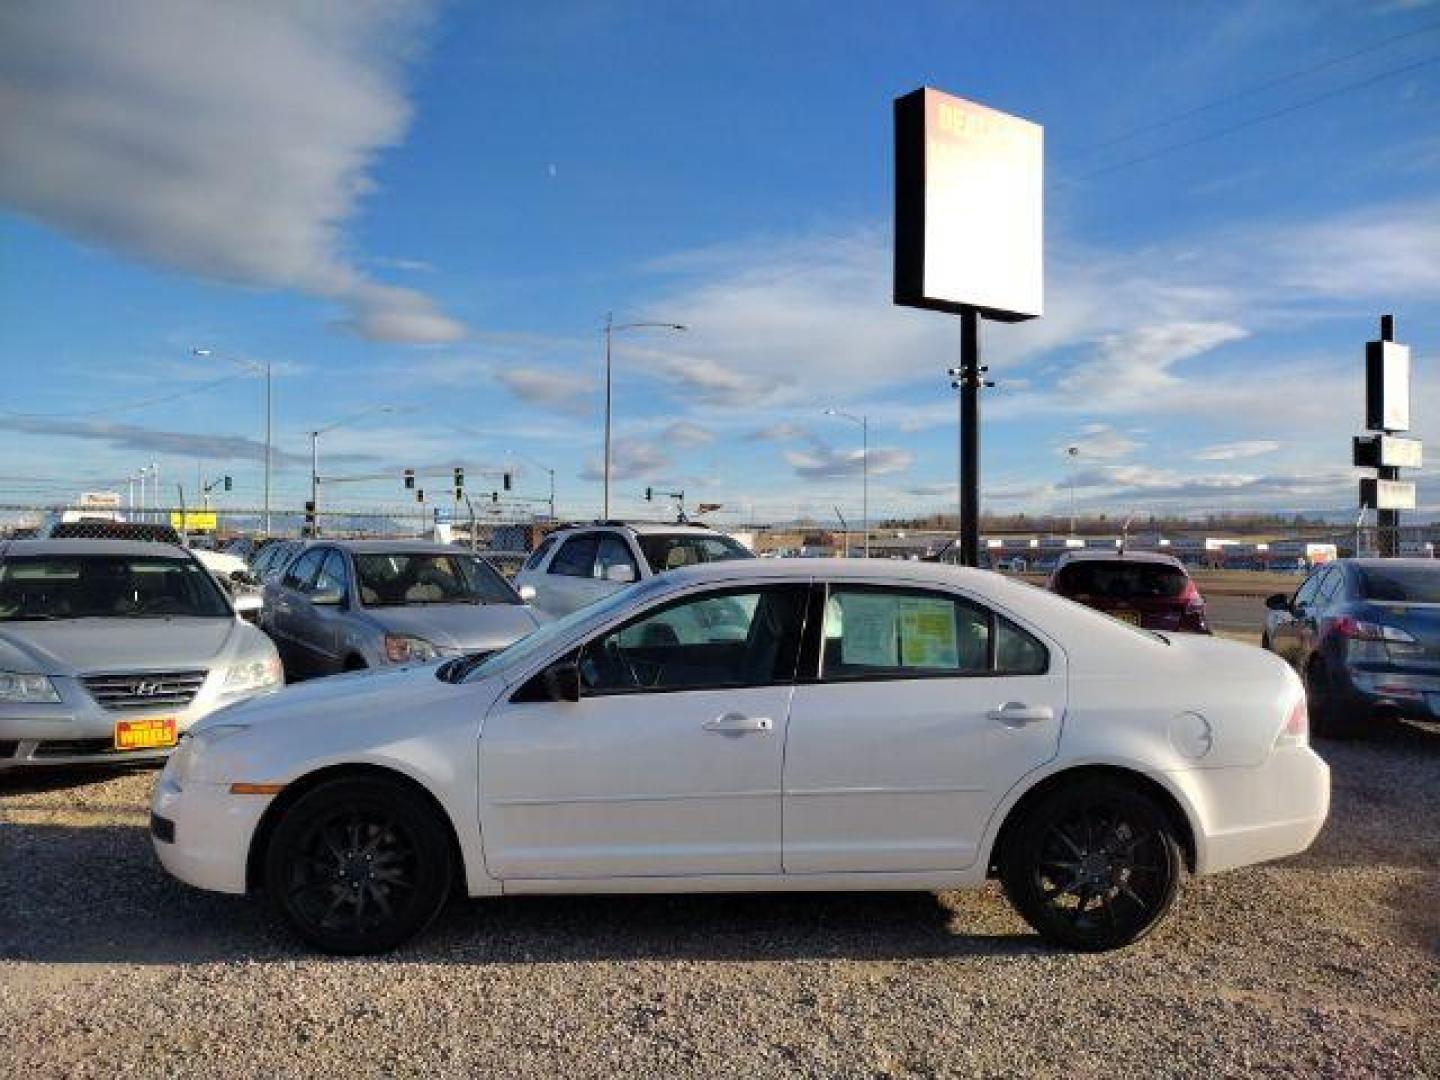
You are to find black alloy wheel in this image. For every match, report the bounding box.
[263,777,452,954]
[1002,779,1183,952]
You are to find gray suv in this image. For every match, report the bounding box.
[261,540,541,677]
[0,539,283,769]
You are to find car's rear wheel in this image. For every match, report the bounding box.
[1000,778,1183,952]
[262,776,452,955]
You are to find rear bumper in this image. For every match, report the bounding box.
[1338,666,1440,722]
[1179,746,1331,876]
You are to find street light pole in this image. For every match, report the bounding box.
[600,315,687,518]
[308,404,396,537]
[1066,445,1079,537]
[824,409,870,558]
[193,348,274,534]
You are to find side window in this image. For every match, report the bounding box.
[1315,567,1344,605]
[594,534,638,581]
[821,586,991,680]
[313,550,349,597]
[283,548,325,591]
[579,585,807,693]
[995,614,1049,675]
[1293,570,1323,608]
[523,535,557,572]
[549,535,599,577]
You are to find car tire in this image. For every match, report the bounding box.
[1306,659,1361,740]
[262,776,453,955]
[1000,778,1184,952]
[343,655,367,672]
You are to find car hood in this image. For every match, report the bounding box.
[0,617,242,675]
[363,603,539,652]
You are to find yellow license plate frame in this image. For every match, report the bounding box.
[113,716,178,751]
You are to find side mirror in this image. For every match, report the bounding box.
[541,660,581,703]
[1264,593,1291,612]
[604,564,636,584]
[518,584,537,601]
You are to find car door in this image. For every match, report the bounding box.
[1269,570,1316,664]
[296,548,351,674]
[1282,568,1328,667]
[782,582,1064,873]
[269,547,326,671]
[539,533,604,616]
[478,582,809,880]
[1295,565,1341,669]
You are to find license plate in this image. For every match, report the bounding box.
[1113,611,1141,626]
[114,716,178,751]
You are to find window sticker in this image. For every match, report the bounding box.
[898,597,959,668]
[837,593,899,667]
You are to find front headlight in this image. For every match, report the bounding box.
[223,654,283,693]
[384,633,438,664]
[0,671,61,703]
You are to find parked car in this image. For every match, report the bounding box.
[994,555,1029,573]
[261,540,540,677]
[513,521,754,618]
[192,548,264,623]
[474,549,527,582]
[249,539,306,583]
[1048,550,1210,634]
[0,538,282,769]
[152,557,1327,956]
[1263,558,1440,737]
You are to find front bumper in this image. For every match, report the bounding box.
[150,771,271,894]
[0,674,280,770]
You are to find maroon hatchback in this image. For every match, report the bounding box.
[1047,550,1211,634]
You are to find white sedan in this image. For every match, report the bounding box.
[151,560,1329,954]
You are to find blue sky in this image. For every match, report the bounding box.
[2,0,1438,526]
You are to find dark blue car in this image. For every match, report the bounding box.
[1263,559,1440,737]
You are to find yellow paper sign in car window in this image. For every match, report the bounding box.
[898,598,959,668]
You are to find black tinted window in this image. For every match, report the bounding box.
[1055,560,1189,600]
[580,585,807,693]
[549,535,599,577]
[284,548,325,590]
[1357,565,1440,603]
[996,615,1048,675]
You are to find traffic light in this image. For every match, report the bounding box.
[645,487,653,501]
[502,471,512,491]
[304,500,316,536]
[222,475,232,492]
[453,467,464,490]
[416,488,424,504]
[491,491,498,503]
[403,468,415,490]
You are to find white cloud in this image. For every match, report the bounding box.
[1195,439,1280,461]
[784,442,914,481]
[1063,424,1141,461]
[662,421,716,446]
[0,0,463,343]
[1056,322,1250,404]
[495,367,595,413]
[578,438,670,483]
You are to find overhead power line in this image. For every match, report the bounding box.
[0,372,248,421]
[1073,17,1440,157]
[1073,51,1440,181]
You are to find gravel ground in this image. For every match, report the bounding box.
[2,728,1436,1079]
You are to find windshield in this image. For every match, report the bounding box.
[354,552,517,607]
[1357,565,1440,604]
[457,585,642,683]
[0,554,231,620]
[637,533,752,572]
[1054,560,1189,600]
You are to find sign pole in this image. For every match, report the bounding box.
[1377,314,1399,557]
[960,310,981,567]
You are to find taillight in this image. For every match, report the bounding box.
[1178,580,1204,612]
[1330,616,1415,643]
[1278,697,1308,746]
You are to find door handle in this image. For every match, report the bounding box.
[986,702,1054,726]
[703,713,773,734]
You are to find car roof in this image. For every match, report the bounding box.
[320,539,481,555]
[1342,558,1439,571]
[551,521,724,537]
[633,557,998,593]
[1,538,193,558]
[1054,549,1184,567]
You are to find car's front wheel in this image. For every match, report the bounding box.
[262,776,453,954]
[1000,778,1184,952]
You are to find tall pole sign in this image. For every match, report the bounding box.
[894,87,1043,566]
[1353,315,1420,557]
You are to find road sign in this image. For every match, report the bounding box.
[894,87,1043,321]
[1366,339,1411,432]
[170,510,218,531]
[1353,434,1423,470]
[1360,477,1415,511]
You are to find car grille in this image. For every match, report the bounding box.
[80,670,208,712]
[33,738,118,758]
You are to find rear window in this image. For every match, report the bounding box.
[1054,560,1190,600]
[1356,565,1440,603]
[637,533,752,573]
